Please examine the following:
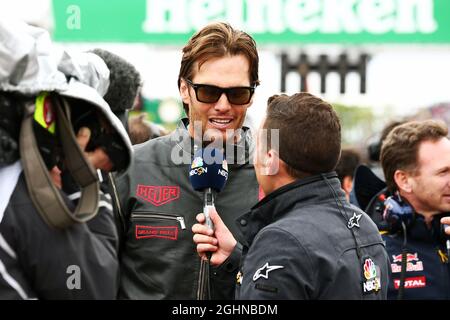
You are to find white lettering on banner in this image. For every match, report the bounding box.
[224,0,245,29]
[142,0,189,33]
[245,0,284,33]
[189,0,225,30]
[395,0,437,33]
[359,0,395,34]
[321,0,361,34]
[285,0,321,34]
[142,0,438,35]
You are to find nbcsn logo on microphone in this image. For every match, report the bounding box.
[189,156,228,179]
[190,157,208,176]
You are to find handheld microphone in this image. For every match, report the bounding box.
[189,147,228,230]
[189,147,228,300]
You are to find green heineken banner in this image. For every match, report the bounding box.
[52,0,450,44]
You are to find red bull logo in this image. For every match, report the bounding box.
[392,253,419,263]
[391,252,423,273]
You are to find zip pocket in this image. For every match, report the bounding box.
[131,213,186,230]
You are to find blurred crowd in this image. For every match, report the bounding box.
[1,19,450,301]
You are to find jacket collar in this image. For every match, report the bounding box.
[173,118,254,167]
[238,172,344,246]
[406,212,450,243]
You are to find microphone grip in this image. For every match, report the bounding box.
[203,188,215,260]
[203,204,215,230]
[203,188,215,230]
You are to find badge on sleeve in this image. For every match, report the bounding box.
[253,262,284,281]
[348,212,362,229]
[362,257,381,294]
[236,271,243,285]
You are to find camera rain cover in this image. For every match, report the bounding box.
[0,20,133,228]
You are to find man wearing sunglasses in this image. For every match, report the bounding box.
[115,22,261,299]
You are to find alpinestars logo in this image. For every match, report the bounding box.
[136,185,180,206]
[253,263,284,281]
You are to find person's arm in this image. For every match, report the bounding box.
[192,208,237,266]
[76,127,112,171]
[76,127,130,245]
[239,227,315,300]
[209,242,243,299]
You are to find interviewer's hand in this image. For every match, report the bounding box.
[76,127,113,172]
[192,208,237,266]
[441,217,450,235]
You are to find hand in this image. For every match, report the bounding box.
[76,127,113,172]
[192,207,237,266]
[49,165,62,189]
[441,217,450,235]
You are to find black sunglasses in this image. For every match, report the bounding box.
[185,79,256,105]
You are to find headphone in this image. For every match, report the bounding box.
[383,193,415,234]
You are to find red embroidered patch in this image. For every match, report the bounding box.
[394,276,426,289]
[135,225,178,240]
[136,185,180,206]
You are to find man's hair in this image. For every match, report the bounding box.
[177,22,260,114]
[264,93,341,178]
[335,148,362,184]
[381,120,448,192]
[128,114,168,145]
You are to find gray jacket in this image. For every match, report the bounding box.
[116,119,259,299]
[218,173,390,300]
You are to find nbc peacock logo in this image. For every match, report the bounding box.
[191,157,203,169]
[364,258,377,280]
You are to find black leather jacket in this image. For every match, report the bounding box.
[116,119,259,299]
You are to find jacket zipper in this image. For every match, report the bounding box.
[131,213,186,230]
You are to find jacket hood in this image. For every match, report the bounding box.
[0,19,132,172]
[0,19,67,94]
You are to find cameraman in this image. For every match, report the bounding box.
[379,120,450,299]
[0,21,132,299]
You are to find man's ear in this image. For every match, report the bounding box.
[394,170,413,193]
[342,176,353,194]
[179,79,190,105]
[264,149,280,176]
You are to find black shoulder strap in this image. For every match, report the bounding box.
[20,95,99,228]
